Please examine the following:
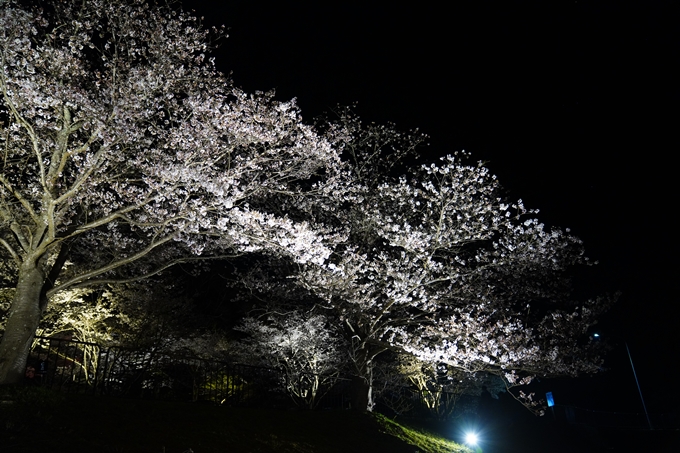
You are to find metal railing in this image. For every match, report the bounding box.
[28,336,321,408]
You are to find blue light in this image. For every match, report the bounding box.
[546,391,555,407]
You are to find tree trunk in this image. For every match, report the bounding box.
[350,360,374,412]
[0,262,46,385]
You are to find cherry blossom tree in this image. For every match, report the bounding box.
[374,352,505,419]
[34,278,203,349]
[0,0,344,384]
[233,311,346,409]
[298,153,611,412]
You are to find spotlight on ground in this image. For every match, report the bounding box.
[465,432,478,446]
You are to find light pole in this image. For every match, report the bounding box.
[624,341,653,430]
[594,333,653,429]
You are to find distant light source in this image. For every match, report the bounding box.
[546,391,555,407]
[593,333,600,338]
[465,432,478,446]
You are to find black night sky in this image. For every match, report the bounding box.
[190,0,678,436]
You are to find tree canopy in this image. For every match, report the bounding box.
[0,0,343,383]
[1,0,610,409]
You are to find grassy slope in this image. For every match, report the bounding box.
[0,387,470,453]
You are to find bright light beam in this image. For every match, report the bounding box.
[465,432,478,446]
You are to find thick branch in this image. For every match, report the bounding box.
[0,73,46,188]
[57,202,152,241]
[0,237,19,263]
[54,252,242,292]
[8,221,31,253]
[0,173,41,225]
[47,233,177,297]
[39,239,72,312]
[52,142,116,206]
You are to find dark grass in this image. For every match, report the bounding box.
[0,386,469,453]
[6,386,677,452]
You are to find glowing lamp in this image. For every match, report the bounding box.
[465,432,478,446]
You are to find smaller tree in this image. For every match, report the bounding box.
[399,355,506,419]
[37,289,120,344]
[233,311,346,409]
[373,352,505,419]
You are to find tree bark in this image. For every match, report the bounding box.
[350,359,374,412]
[0,262,45,384]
